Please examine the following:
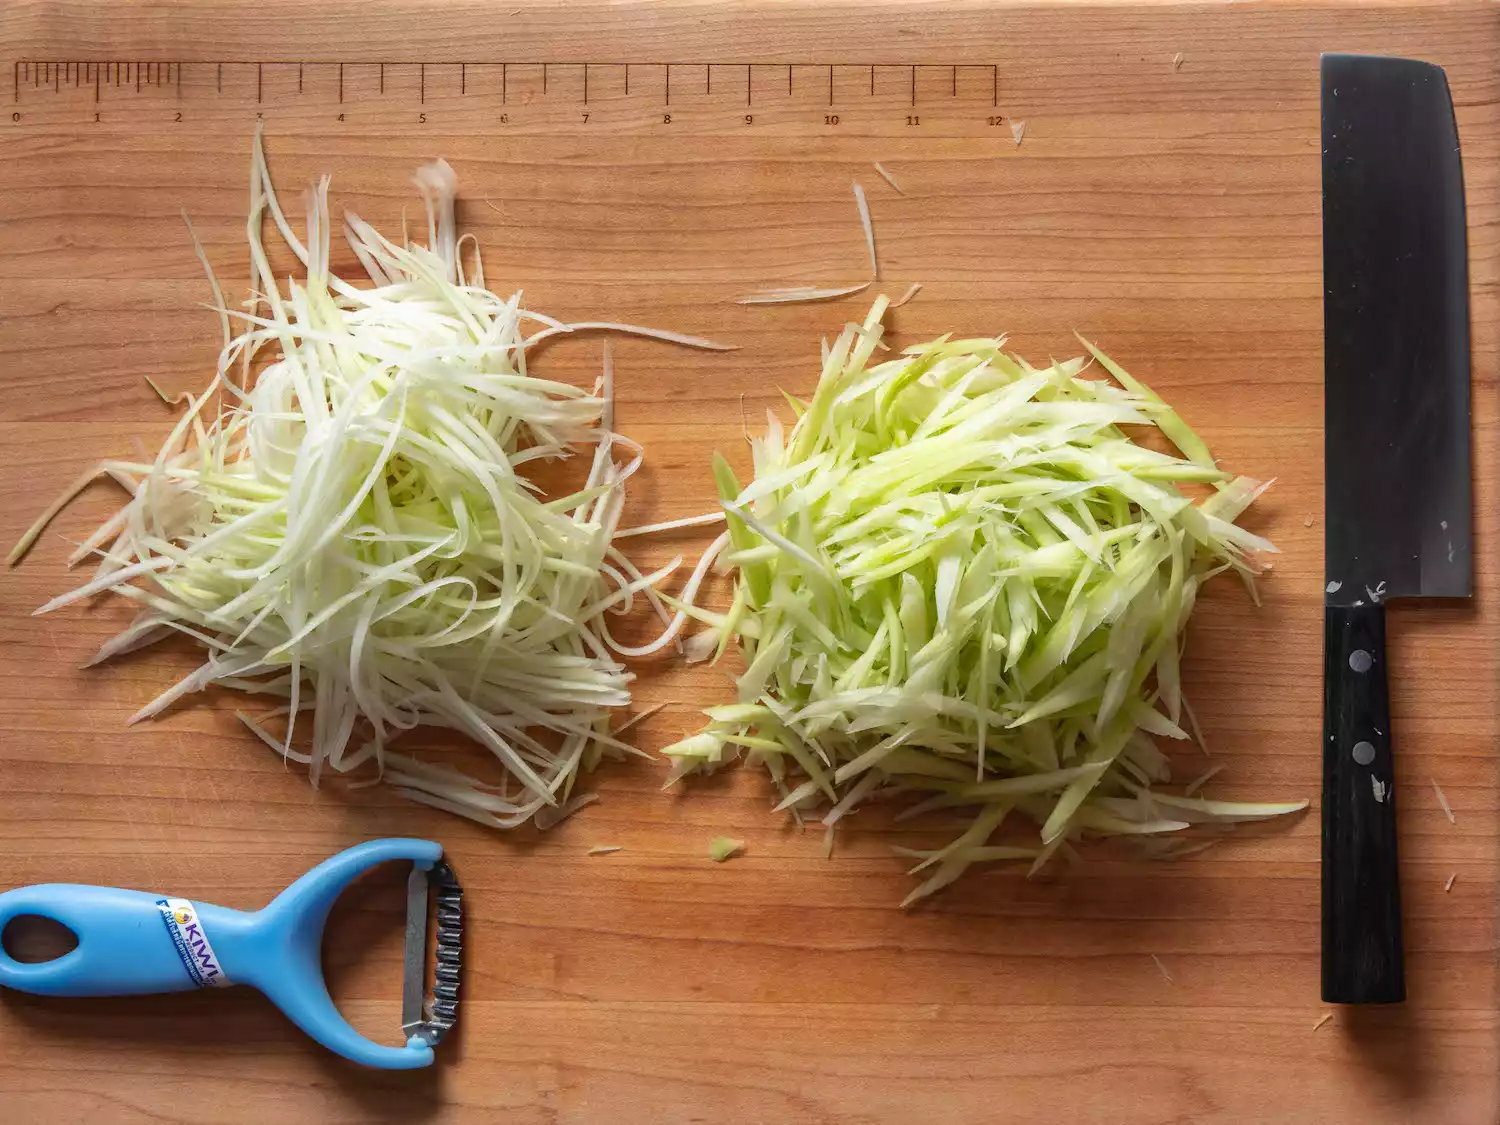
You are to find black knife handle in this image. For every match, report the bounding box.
[1321,602,1404,1004]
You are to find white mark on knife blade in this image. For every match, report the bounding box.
[1365,581,1386,604]
[1441,520,1449,530]
[1448,541,1455,563]
[1372,776,1388,803]
[1326,580,1342,594]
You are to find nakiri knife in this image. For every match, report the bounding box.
[1320,54,1472,1005]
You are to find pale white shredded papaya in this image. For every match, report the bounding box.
[1445,872,1457,892]
[12,126,708,829]
[872,162,903,194]
[1432,777,1455,824]
[891,283,923,309]
[587,845,623,855]
[1312,1012,1333,1032]
[1011,121,1026,145]
[660,300,1303,902]
[535,792,600,830]
[1150,953,1173,983]
[736,181,883,308]
[1184,764,1223,797]
[178,209,231,352]
[524,320,737,351]
[852,182,878,279]
[7,464,107,566]
[1180,695,1210,755]
[611,703,670,737]
[613,513,728,539]
[735,283,872,306]
[143,375,190,406]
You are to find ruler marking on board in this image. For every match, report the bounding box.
[8,58,1006,133]
[16,57,1000,65]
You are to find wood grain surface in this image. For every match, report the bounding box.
[1,1,1498,1121]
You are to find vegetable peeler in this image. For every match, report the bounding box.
[0,838,462,1068]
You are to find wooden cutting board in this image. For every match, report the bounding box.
[1,1,1496,1121]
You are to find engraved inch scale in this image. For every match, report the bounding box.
[8,58,1009,136]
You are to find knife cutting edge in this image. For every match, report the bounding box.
[1320,53,1472,1004]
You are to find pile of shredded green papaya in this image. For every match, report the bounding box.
[662,297,1305,902]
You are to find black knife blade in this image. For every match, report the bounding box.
[1321,53,1473,1005]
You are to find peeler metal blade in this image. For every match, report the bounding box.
[402,859,463,1047]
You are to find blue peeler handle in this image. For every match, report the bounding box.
[0,838,444,1069]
